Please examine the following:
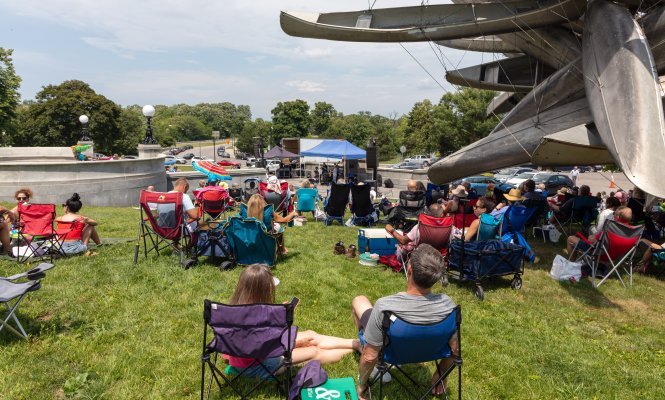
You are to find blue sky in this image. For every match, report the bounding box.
[0,0,483,119]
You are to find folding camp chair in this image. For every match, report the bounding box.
[425,183,448,207]
[134,190,192,267]
[260,181,291,214]
[367,306,462,400]
[201,298,297,400]
[12,203,63,263]
[500,205,537,262]
[194,186,230,222]
[296,187,319,219]
[553,196,600,236]
[383,191,427,232]
[521,197,549,239]
[0,263,54,339]
[243,178,261,202]
[398,214,454,277]
[477,213,502,241]
[224,216,278,267]
[350,184,374,226]
[324,182,350,226]
[573,220,644,288]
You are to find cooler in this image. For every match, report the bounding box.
[358,228,398,256]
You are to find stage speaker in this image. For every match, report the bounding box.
[366,146,379,169]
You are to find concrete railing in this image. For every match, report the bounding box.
[165,168,267,191]
[376,166,429,189]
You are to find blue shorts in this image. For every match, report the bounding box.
[61,240,87,255]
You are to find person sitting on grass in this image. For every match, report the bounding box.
[225,264,358,378]
[566,206,633,258]
[58,193,102,256]
[464,197,496,241]
[352,244,457,400]
[246,194,298,255]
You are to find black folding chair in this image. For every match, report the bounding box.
[351,184,374,226]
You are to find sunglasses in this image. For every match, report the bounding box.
[16,196,27,201]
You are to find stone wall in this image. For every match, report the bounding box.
[0,147,75,162]
[165,168,267,191]
[0,158,167,207]
[376,166,429,189]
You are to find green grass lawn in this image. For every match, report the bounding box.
[1,206,664,399]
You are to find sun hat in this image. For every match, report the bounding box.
[503,188,525,202]
[451,185,468,198]
[267,175,279,184]
[614,191,627,203]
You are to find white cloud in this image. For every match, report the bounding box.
[286,80,326,93]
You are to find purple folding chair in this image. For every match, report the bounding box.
[201,298,298,400]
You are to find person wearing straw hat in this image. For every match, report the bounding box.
[443,185,468,214]
[491,188,524,218]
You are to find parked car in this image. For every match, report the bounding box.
[391,161,422,170]
[192,156,211,162]
[122,155,138,159]
[217,147,226,156]
[217,160,241,169]
[265,159,280,173]
[555,165,596,173]
[246,157,258,167]
[235,151,247,160]
[182,153,195,160]
[93,153,112,160]
[451,176,512,195]
[506,171,538,188]
[532,173,574,193]
[493,167,535,182]
[404,154,432,166]
[220,152,231,158]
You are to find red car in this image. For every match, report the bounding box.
[216,160,241,169]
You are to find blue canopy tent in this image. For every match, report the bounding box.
[301,140,366,181]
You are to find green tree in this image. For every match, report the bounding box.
[437,88,499,151]
[115,106,144,155]
[310,101,336,136]
[0,48,21,136]
[236,118,271,154]
[155,115,209,142]
[14,80,122,154]
[403,99,437,155]
[271,100,310,145]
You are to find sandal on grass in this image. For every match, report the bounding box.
[334,241,345,255]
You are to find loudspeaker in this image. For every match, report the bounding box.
[366,146,379,169]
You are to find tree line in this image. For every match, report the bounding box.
[0,46,499,159]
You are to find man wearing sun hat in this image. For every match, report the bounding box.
[491,188,525,217]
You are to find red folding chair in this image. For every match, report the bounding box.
[14,203,60,263]
[573,220,644,288]
[194,187,230,222]
[134,191,192,267]
[398,214,454,278]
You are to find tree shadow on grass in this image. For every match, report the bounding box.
[558,279,622,309]
[367,363,457,400]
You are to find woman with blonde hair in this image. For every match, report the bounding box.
[246,194,298,255]
[226,264,358,377]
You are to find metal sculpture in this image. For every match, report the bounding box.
[281,1,665,197]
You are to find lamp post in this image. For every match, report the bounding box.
[212,130,220,163]
[142,105,157,144]
[79,115,90,141]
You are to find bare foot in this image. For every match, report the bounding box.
[281,247,289,256]
[431,373,447,396]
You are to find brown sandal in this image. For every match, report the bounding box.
[346,244,357,258]
[334,241,346,255]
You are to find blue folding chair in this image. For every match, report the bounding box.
[238,203,274,228]
[296,188,319,219]
[425,183,448,207]
[368,306,462,400]
[224,216,278,267]
[477,213,502,241]
[500,205,536,262]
